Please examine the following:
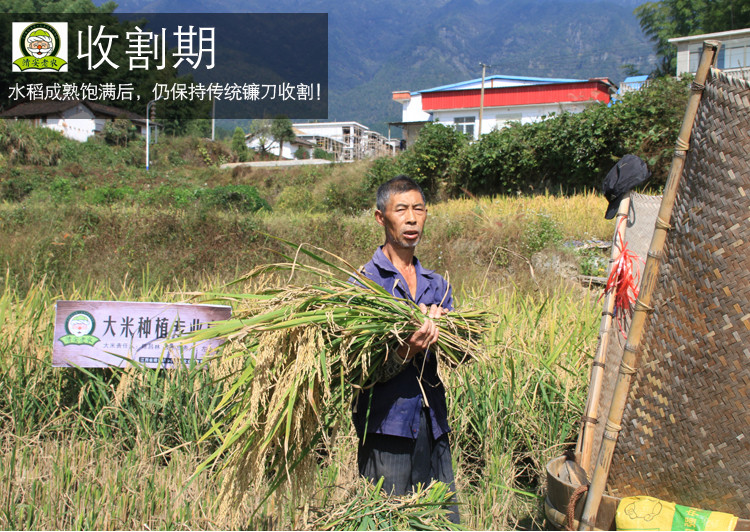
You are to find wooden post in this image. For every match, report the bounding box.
[578,40,719,531]
[577,193,630,473]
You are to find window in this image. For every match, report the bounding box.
[724,45,747,70]
[453,116,475,138]
[689,48,701,73]
[495,112,522,130]
[691,39,750,73]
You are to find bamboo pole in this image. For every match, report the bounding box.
[578,40,720,531]
[576,193,630,473]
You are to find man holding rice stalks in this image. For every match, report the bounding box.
[354,175,460,523]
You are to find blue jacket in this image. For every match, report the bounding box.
[352,246,453,441]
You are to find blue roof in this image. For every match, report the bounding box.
[413,74,587,95]
[622,75,649,83]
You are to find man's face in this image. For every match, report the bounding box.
[376,189,427,249]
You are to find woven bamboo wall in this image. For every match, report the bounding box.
[607,69,750,516]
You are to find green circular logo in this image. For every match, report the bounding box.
[19,23,60,59]
[65,311,95,338]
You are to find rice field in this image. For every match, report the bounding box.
[0,182,617,529]
[0,256,601,530]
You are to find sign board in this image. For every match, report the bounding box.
[53,300,231,368]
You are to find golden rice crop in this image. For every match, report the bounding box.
[182,242,490,515]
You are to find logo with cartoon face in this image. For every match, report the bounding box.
[59,311,100,346]
[12,22,68,72]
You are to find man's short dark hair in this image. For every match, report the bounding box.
[376,175,426,212]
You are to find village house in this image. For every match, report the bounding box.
[669,27,750,78]
[245,121,399,162]
[390,75,616,146]
[244,127,319,160]
[292,121,398,161]
[0,100,155,142]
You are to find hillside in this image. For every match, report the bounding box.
[105,0,655,133]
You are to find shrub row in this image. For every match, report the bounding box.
[369,75,690,198]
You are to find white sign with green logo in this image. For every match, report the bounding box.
[53,301,231,368]
[11,21,68,72]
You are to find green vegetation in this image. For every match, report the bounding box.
[367,75,690,199]
[231,126,249,162]
[0,99,632,529]
[635,0,750,75]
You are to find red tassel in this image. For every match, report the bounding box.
[602,220,642,335]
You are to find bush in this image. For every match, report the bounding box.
[313,147,335,161]
[231,127,248,162]
[323,179,372,214]
[0,171,36,201]
[522,212,563,254]
[104,118,137,146]
[198,184,270,213]
[399,122,468,198]
[364,156,403,192]
[49,177,73,199]
[0,120,65,166]
[275,185,314,212]
[294,147,309,160]
[85,185,135,205]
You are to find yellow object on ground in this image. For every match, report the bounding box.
[615,495,737,531]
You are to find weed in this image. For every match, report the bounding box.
[198,184,270,213]
[576,247,608,277]
[522,212,563,255]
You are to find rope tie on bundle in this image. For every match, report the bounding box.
[604,420,623,441]
[654,217,672,231]
[619,357,637,374]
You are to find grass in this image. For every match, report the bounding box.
[0,261,600,529]
[0,125,613,528]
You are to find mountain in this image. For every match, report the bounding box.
[105,0,656,134]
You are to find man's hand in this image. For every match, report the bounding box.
[397,304,449,361]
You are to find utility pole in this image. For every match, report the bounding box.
[211,98,215,141]
[146,99,157,171]
[478,62,491,140]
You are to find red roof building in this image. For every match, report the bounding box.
[391,75,616,146]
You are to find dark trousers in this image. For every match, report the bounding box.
[357,409,460,523]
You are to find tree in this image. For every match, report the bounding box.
[104,117,136,146]
[635,0,750,76]
[231,126,248,162]
[270,117,295,160]
[399,122,468,198]
[248,119,273,156]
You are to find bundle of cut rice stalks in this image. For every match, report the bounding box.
[183,242,490,514]
[300,478,462,530]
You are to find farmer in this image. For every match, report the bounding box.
[354,175,459,523]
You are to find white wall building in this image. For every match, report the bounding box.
[0,100,151,142]
[245,121,396,162]
[391,75,615,146]
[293,121,396,161]
[670,28,750,78]
[245,128,317,160]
